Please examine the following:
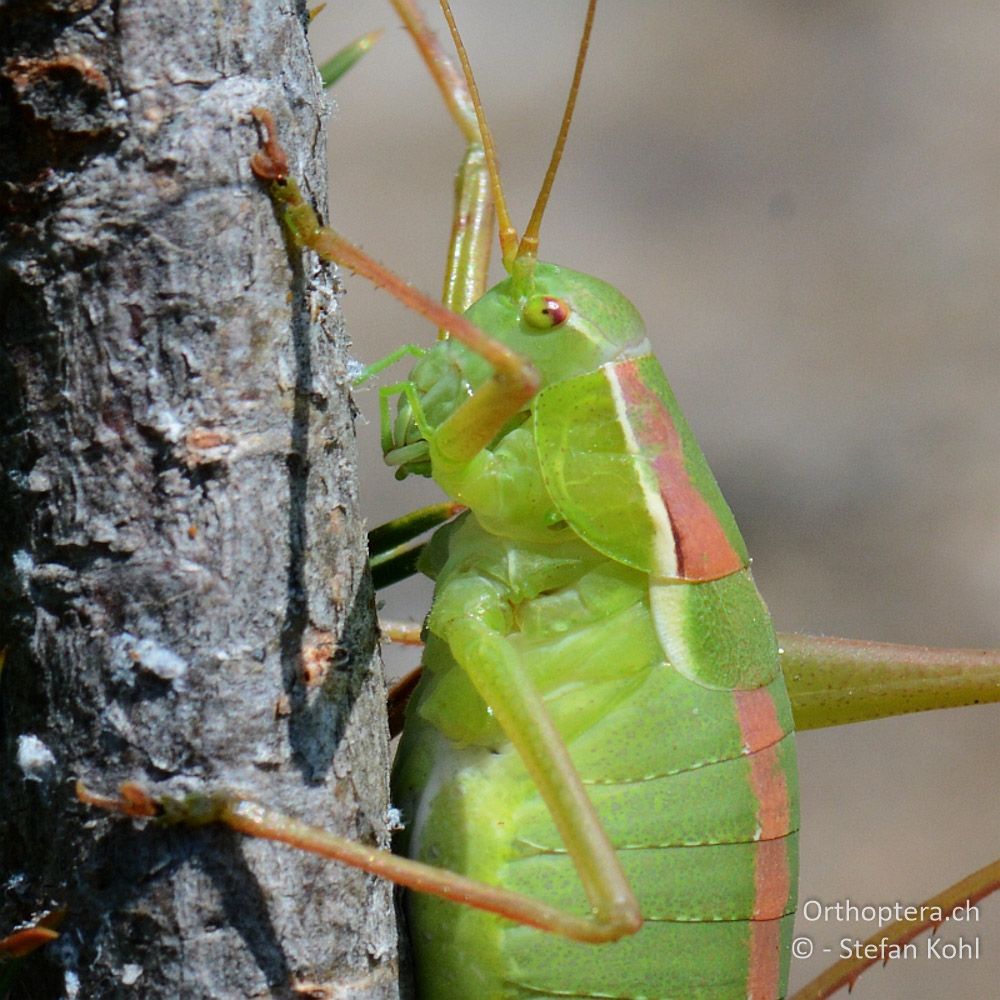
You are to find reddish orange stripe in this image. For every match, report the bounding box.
[735,688,793,999]
[747,917,785,1000]
[734,687,786,754]
[753,837,793,918]
[612,359,742,580]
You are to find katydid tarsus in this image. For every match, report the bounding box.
[74,2,1000,998]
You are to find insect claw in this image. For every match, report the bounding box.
[75,779,162,819]
[249,107,290,182]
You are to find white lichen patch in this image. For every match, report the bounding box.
[145,405,185,443]
[120,964,143,986]
[64,970,80,999]
[112,631,189,684]
[12,549,34,585]
[17,734,56,780]
[133,639,188,680]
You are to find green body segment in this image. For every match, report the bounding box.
[388,269,800,998]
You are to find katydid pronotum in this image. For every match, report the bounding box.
[75,2,1000,998]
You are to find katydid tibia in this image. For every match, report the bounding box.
[74,2,1000,998]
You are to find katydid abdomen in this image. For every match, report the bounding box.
[390,320,799,997]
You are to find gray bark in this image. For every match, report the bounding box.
[1,1,398,997]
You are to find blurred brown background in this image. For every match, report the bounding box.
[312,3,999,997]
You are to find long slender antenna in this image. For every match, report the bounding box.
[438,0,519,270]
[517,0,597,262]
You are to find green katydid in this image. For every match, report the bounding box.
[334,5,1000,996]
[77,2,1000,998]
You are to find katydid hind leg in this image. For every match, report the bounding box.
[780,634,1000,731]
[76,758,637,944]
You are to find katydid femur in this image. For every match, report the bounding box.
[78,2,1000,998]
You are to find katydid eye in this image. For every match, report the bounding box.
[522,296,569,330]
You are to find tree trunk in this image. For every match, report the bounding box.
[1,2,398,997]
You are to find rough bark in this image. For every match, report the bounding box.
[0,1,398,997]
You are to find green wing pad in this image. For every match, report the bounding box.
[534,369,663,571]
[534,356,748,580]
[651,570,780,690]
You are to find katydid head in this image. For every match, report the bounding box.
[384,261,648,479]
[465,262,649,387]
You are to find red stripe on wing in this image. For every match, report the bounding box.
[612,359,743,581]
